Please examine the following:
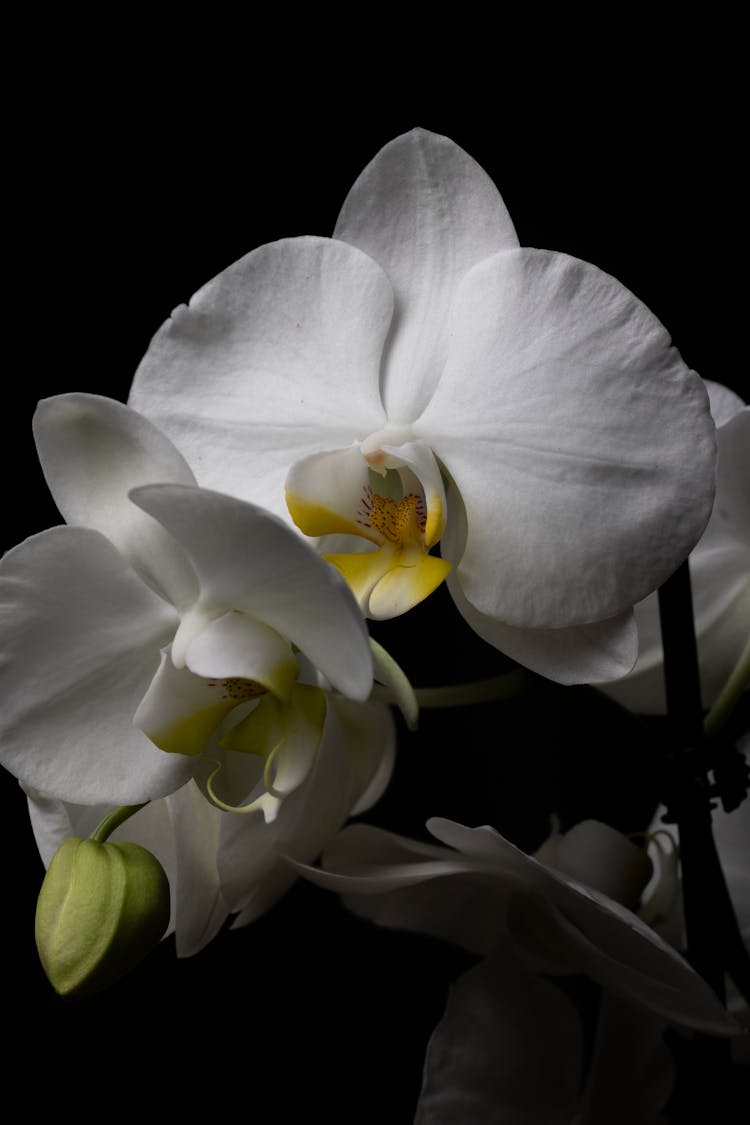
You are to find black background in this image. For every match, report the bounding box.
[3,52,747,1121]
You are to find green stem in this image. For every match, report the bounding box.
[414,669,528,709]
[89,804,147,844]
[703,634,750,740]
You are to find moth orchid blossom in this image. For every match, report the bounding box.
[299,816,734,1033]
[129,128,716,684]
[296,817,736,1121]
[0,394,381,823]
[602,381,749,713]
[25,693,394,956]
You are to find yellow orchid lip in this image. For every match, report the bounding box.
[286,448,451,619]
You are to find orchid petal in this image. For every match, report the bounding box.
[418,248,716,629]
[577,992,674,1125]
[130,484,373,701]
[415,943,583,1125]
[447,569,638,684]
[221,684,326,810]
[286,446,374,541]
[705,379,746,427]
[331,696,396,816]
[442,482,638,683]
[185,611,299,702]
[335,128,518,421]
[509,888,735,1034]
[543,818,652,911]
[311,824,511,955]
[33,394,199,608]
[129,237,392,517]
[165,780,228,957]
[325,537,449,621]
[133,650,242,757]
[702,406,750,549]
[605,554,750,713]
[0,527,191,804]
[602,400,749,712]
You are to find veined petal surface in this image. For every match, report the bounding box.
[129,237,392,518]
[418,248,716,629]
[131,484,373,700]
[335,128,519,421]
[33,394,199,608]
[441,486,638,683]
[0,527,191,804]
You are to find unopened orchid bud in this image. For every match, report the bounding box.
[35,836,170,997]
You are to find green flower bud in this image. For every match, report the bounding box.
[35,837,171,997]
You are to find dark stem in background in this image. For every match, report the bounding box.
[658,560,750,1115]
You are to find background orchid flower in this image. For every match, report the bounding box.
[298,817,735,1122]
[299,817,734,1033]
[128,128,716,685]
[0,394,376,817]
[24,696,394,956]
[601,381,749,713]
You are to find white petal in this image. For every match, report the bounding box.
[129,237,391,518]
[335,128,519,422]
[185,611,298,702]
[415,944,583,1125]
[509,872,736,1033]
[603,554,750,713]
[33,394,198,607]
[418,248,716,629]
[133,649,246,757]
[702,406,750,550]
[165,781,227,957]
[441,470,638,684]
[310,824,511,955]
[328,697,396,816]
[285,445,374,541]
[602,405,749,713]
[544,819,653,910]
[705,379,746,427]
[0,527,191,804]
[26,789,111,866]
[131,484,373,700]
[447,560,637,683]
[577,992,674,1124]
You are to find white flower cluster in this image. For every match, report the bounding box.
[1,129,747,1114]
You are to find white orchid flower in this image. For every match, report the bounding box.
[602,381,749,713]
[299,817,735,1033]
[128,128,716,685]
[24,695,394,956]
[0,394,378,818]
[297,817,735,1122]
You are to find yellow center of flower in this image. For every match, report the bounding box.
[359,488,427,550]
[206,677,268,702]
